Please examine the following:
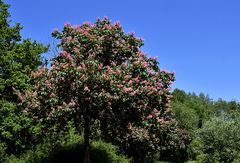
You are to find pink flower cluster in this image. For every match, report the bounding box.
[60,51,73,61]
[123,87,133,93]
[31,68,46,78]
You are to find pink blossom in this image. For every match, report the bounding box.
[80,74,86,80]
[72,25,79,29]
[81,63,86,71]
[77,66,82,71]
[134,78,140,83]
[121,63,127,69]
[66,53,73,61]
[123,87,133,93]
[50,93,55,98]
[31,68,45,78]
[124,75,131,80]
[114,21,121,28]
[128,80,133,86]
[102,73,109,80]
[63,102,67,107]
[62,64,69,69]
[78,28,90,35]
[106,66,114,74]
[73,48,79,54]
[116,69,121,75]
[116,84,123,88]
[45,80,51,87]
[83,86,90,92]
[146,114,153,119]
[111,61,116,67]
[134,60,140,65]
[69,99,76,107]
[142,62,148,68]
[138,52,143,57]
[104,16,108,20]
[158,91,163,95]
[64,22,70,27]
[130,91,137,96]
[158,83,163,88]
[52,65,56,70]
[157,118,164,123]
[105,24,112,29]
[161,69,169,73]
[98,63,103,70]
[141,80,147,85]
[167,87,172,91]
[128,31,135,35]
[147,91,153,96]
[152,88,157,92]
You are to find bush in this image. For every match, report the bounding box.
[190,113,240,163]
[0,101,41,162]
[5,126,129,163]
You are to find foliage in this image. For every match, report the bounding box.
[0,0,48,160]
[213,99,240,116]
[171,89,212,161]
[5,124,129,163]
[172,102,199,133]
[190,113,240,163]
[172,89,240,161]
[172,89,213,130]
[0,1,48,101]
[0,101,36,159]
[0,0,239,161]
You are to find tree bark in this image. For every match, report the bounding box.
[84,115,90,163]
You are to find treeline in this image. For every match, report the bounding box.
[172,89,240,162]
[0,1,240,163]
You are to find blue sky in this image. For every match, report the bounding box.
[5,0,240,101]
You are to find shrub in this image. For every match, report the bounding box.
[190,113,240,163]
[5,125,129,163]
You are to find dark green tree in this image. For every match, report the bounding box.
[0,0,48,160]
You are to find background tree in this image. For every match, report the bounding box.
[190,113,240,162]
[21,17,177,163]
[172,89,214,131]
[0,0,48,160]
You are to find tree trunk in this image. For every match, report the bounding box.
[84,115,90,163]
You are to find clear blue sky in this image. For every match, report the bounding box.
[5,0,240,101]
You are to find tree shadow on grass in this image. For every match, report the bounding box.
[44,144,116,163]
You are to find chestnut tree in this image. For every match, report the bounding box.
[21,17,176,162]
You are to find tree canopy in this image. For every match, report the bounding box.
[0,0,48,159]
[21,17,180,162]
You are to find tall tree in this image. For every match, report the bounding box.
[0,0,48,159]
[21,17,176,163]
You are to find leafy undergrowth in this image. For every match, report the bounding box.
[5,129,129,163]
